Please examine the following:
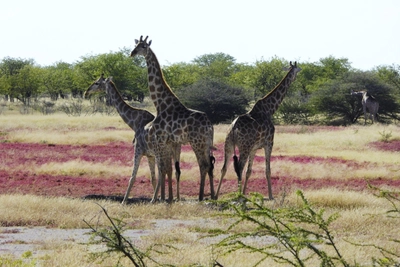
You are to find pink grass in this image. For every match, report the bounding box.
[1,138,399,200]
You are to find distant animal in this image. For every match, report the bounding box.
[351,90,379,124]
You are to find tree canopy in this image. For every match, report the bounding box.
[0,51,399,125]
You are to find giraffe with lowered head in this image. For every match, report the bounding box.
[351,90,379,124]
[131,36,216,201]
[84,75,181,203]
[216,61,301,200]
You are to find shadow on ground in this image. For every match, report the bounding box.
[82,194,152,204]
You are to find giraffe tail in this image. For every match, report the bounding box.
[209,155,215,172]
[175,161,181,176]
[233,155,239,177]
[232,126,240,177]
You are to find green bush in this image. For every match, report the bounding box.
[177,78,252,124]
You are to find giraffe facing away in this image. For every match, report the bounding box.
[216,62,301,200]
[131,36,216,201]
[84,75,181,203]
[351,90,379,124]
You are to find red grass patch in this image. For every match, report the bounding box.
[1,140,399,201]
[369,140,400,152]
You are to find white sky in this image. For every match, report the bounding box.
[1,0,399,70]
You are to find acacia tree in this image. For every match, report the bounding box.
[0,57,35,102]
[42,62,75,100]
[74,48,147,100]
[375,64,400,92]
[12,64,43,106]
[310,71,400,124]
[163,62,201,90]
[192,53,238,82]
[177,78,251,124]
[250,57,288,99]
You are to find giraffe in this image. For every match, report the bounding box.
[351,90,379,124]
[84,75,181,203]
[216,61,301,200]
[130,36,216,201]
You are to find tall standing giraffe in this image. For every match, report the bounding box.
[130,36,216,201]
[216,61,301,200]
[351,90,379,124]
[84,75,181,203]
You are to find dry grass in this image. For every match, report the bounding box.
[0,113,134,145]
[2,189,398,266]
[0,194,217,228]
[274,124,400,164]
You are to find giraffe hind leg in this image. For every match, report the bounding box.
[216,140,234,199]
[242,151,256,196]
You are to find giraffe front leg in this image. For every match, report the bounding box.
[148,156,156,191]
[121,154,142,204]
[151,171,162,203]
[167,162,173,203]
[151,157,164,203]
[264,143,274,200]
[235,149,249,195]
[199,169,206,201]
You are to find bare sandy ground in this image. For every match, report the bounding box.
[0,218,276,258]
[0,218,215,258]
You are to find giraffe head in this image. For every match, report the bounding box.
[130,35,152,57]
[351,90,367,97]
[83,74,106,99]
[287,61,302,80]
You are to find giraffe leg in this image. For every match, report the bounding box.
[199,159,208,201]
[216,141,234,199]
[167,161,173,203]
[264,142,274,200]
[242,150,256,196]
[151,165,162,203]
[192,148,210,201]
[160,172,166,201]
[121,153,143,205]
[151,152,167,203]
[148,156,156,191]
[236,148,250,195]
[216,163,227,200]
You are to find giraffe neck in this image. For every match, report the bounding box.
[250,68,297,117]
[107,81,154,132]
[145,48,185,113]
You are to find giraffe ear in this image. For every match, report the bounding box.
[135,39,139,44]
[148,40,152,46]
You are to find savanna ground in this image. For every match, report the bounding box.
[0,102,400,266]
